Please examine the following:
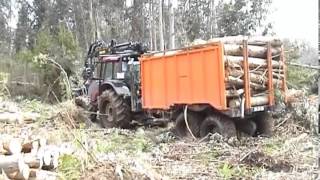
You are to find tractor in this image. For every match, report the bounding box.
[82,40,150,128]
[80,38,286,139]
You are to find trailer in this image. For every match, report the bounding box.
[140,40,286,138]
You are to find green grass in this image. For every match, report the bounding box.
[95,132,152,154]
[58,154,82,180]
[192,150,220,166]
[218,163,261,179]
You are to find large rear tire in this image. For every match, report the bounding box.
[253,112,273,137]
[98,89,131,128]
[200,114,236,138]
[174,111,203,138]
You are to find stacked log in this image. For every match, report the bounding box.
[0,138,59,180]
[212,36,285,108]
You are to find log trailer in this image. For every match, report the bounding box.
[82,37,287,138]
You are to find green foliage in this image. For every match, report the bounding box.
[218,163,237,179]
[216,0,272,36]
[287,66,317,91]
[58,154,82,180]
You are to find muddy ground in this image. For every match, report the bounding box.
[0,96,319,180]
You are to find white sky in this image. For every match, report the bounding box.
[268,0,318,48]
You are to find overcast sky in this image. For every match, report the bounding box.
[9,0,318,48]
[268,0,318,48]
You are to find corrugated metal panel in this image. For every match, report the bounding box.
[140,43,227,110]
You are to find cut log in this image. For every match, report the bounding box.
[3,138,22,155]
[0,154,41,170]
[0,112,24,124]
[224,44,281,59]
[228,70,284,86]
[226,76,266,90]
[209,36,283,46]
[226,89,244,97]
[39,145,60,170]
[224,56,282,68]
[22,139,42,154]
[29,169,58,180]
[229,95,269,108]
[0,155,30,180]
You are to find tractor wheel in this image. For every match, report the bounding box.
[253,112,274,137]
[200,114,236,138]
[235,119,257,136]
[98,89,131,129]
[174,111,203,138]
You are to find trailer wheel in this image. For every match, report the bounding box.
[253,112,273,137]
[200,115,236,138]
[174,111,202,138]
[99,89,131,128]
[235,119,257,136]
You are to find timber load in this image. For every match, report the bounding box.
[210,36,286,108]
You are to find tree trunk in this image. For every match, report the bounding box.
[149,0,153,50]
[169,0,175,49]
[159,0,164,51]
[210,0,216,38]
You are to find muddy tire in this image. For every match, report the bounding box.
[253,112,273,137]
[98,89,131,128]
[235,120,257,136]
[174,111,202,138]
[200,114,236,138]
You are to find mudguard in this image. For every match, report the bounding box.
[100,80,131,96]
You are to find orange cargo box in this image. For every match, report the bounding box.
[140,43,227,110]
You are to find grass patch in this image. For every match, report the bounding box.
[58,154,82,180]
[192,150,220,165]
[218,163,261,179]
[95,132,152,154]
[262,139,283,156]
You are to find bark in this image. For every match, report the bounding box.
[226,89,244,97]
[29,169,58,180]
[152,0,157,51]
[3,139,22,155]
[224,56,282,68]
[226,76,266,90]
[159,0,164,51]
[149,0,153,50]
[229,95,269,108]
[209,36,283,46]
[227,69,283,85]
[0,155,31,180]
[224,44,281,59]
[0,112,24,124]
[169,0,175,49]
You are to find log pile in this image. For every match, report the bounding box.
[0,138,61,180]
[0,102,40,124]
[210,36,285,108]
